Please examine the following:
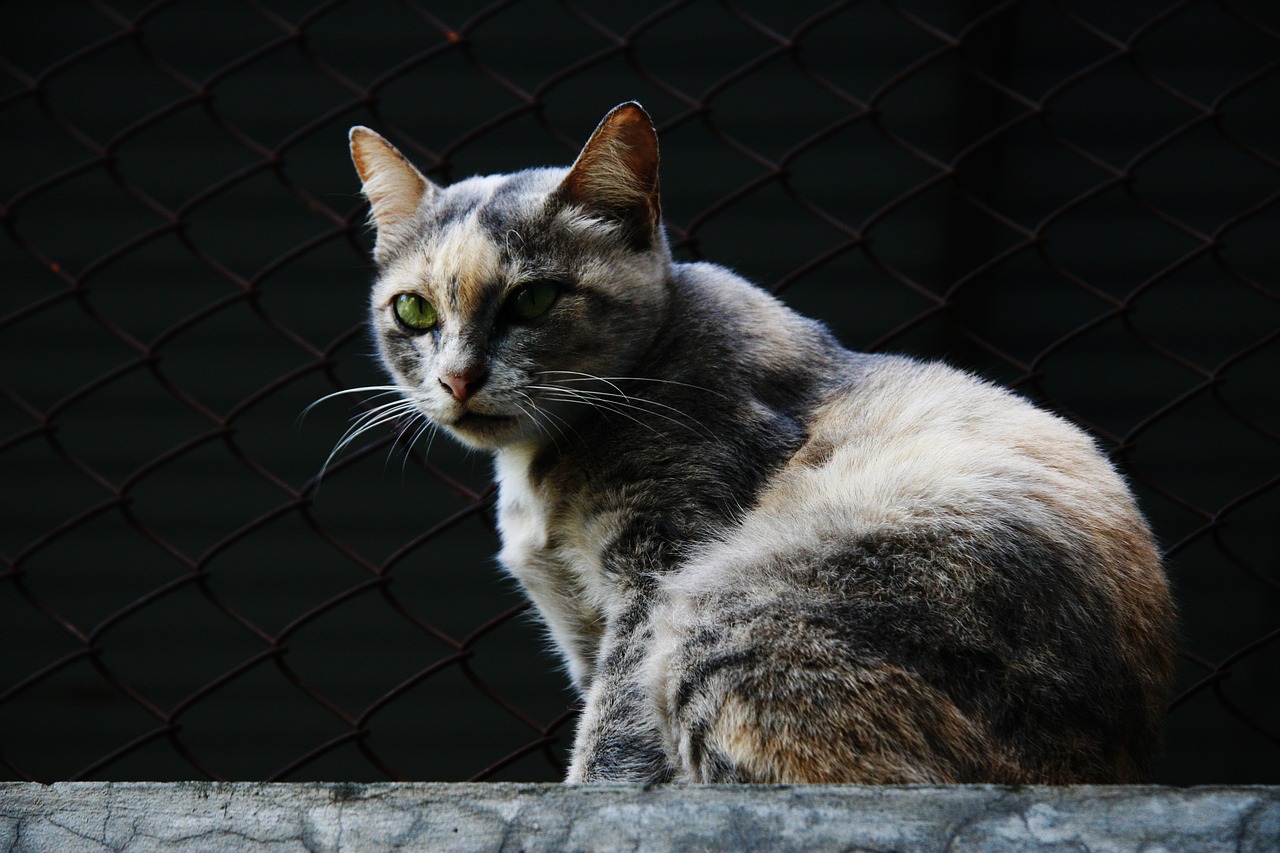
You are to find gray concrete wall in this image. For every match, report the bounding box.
[2,783,1278,852]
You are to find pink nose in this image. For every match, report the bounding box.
[438,369,487,403]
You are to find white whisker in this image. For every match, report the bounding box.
[535,370,631,401]
[530,397,583,447]
[300,385,408,422]
[513,395,564,453]
[530,384,713,439]
[326,406,415,467]
[397,415,437,477]
[535,371,728,400]
[305,384,432,484]
[534,386,666,436]
[523,389,584,444]
[537,386,701,420]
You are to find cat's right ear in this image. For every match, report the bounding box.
[349,127,436,251]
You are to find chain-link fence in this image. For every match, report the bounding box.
[2,0,1277,784]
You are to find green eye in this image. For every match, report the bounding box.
[506,280,560,322]
[393,293,437,331]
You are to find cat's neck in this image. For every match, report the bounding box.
[488,260,851,684]
[492,259,848,482]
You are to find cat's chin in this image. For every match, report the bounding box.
[442,411,524,449]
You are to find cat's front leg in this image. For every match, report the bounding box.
[565,601,674,784]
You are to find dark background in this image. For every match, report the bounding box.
[1,0,1276,784]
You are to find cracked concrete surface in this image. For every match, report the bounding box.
[1,783,1277,852]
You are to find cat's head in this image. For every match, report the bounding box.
[350,102,671,450]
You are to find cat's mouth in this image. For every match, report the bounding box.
[455,411,517,426]
[449,410,520,437]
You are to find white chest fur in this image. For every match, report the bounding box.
[494,445,550,567]
[492,445,609,686]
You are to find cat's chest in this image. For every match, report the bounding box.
[492,448,615,608]
[493,451,549,565]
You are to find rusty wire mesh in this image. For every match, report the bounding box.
[1,0,1277,783]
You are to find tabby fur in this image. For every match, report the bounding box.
[347,102,1175,784]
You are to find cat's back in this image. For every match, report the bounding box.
[781,355,1152,546]
[719,354,1158,574]
[651,353,1176,784]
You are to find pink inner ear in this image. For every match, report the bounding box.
[605,107,659,194]
[565,103,660,224]
[350,128,433,234]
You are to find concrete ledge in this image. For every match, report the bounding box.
[2,782,1278,852]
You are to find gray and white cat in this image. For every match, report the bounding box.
[345,102,1175,784]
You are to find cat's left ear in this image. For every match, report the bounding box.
[559,102,661,246]
[349,127,438,254]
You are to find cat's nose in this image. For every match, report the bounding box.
[438,368,488,403]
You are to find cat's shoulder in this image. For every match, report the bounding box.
[838,352,1035,412]
[671,260,788,312]
[796,352,1120,503]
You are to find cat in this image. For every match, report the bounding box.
[344,101,1176,784]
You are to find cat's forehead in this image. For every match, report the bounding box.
[372,165,616,315]
[374,215,500,315]
[374,169,565,313]
[417,168,560,236]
